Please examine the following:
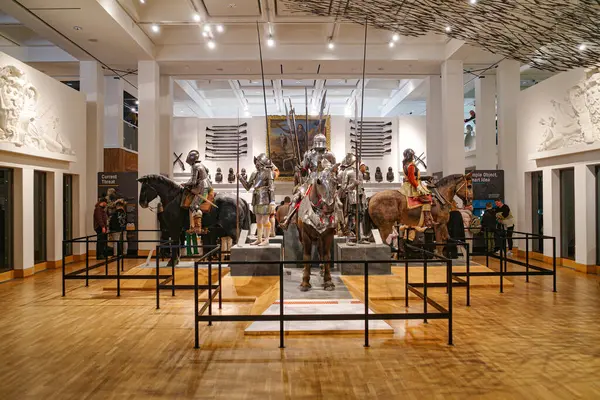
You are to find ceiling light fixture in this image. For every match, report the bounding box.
[135,100,139,105]
[203,24,211,32]
[470,0,477,4]
[267,35,275,47]
[73,26,82,31]
[579,43,587,51]
[202,31,208,38]
[244,111,251,117]
[392,33,399,42]
[327,38,335,49]
[445,26,452,32]
[139,0,145,3]
[216,24,224,33]
[388,41,395,48]
[151,24,160,33]
[193,14,201,22]
[207,40,216,49]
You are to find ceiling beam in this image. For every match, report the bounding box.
[175,79,214,118]
[1,46,77,63]
[380,79,424,117]
[228,79,250,114]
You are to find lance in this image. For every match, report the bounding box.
[289,98,302,164]
[356,18,368,242]
[284,102,299,165]
[305,87,309,154]
[256,21,270,155]
[236,110,240,240]
[316,91,327,136]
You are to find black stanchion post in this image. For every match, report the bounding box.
[105,238,109,275]
[155,245,160,309]
[85,236,89,287]
[279,260,284,349]
[500,234,505,293]
[423,249,428,324]
[447,259,453,346]
[485,229,489,269]
[218,244,223,309]
[208,258,212,326]
[552,237,557,292]
[404,241,409,308]
[525,232,530,283]
[171,246,176,297]
[364,261,369,348]
[62,240,66,297]
[120,231,124,272]
[116,237,121,297]
[194,261,199,349]
[466,242,471,307]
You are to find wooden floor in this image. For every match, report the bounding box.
[1,257,599,399]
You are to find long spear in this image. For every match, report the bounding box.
[356,19,368,242]
[305,87,309,154]
[256,22,270,155]
[236,109,240,241]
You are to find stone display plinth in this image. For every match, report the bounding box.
[284,224,303,265]
[335,242,392,275]
[230,243,282,276]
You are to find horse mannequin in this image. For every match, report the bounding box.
[367,173,473,247]
[296,162,340,291]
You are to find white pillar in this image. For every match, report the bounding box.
[475,76,497,170]
[497,60,520,223]
[138,61,161,251]
[542,168,560,258]
[80,61,105,236]
[13,168,34,274]
[46,171,63,264]
[159,75,173,177]
[426,75,442,176]
[441,60,465,176]
[574,164,596,266]
[104,76,124,149]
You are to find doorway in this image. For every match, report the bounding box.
[34,171,47,264]
[530,171,543,253]
[559,168,575,260]
[63,174,73,257]
[0,168,13,272]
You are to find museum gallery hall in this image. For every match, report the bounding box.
[1,0,600,399]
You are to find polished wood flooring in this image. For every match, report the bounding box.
[0,257,599,399]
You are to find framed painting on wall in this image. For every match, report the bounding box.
[267,115,330,180]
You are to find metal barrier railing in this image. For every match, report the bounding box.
[193,243,454,350]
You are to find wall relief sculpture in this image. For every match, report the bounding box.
[0,65,74,155]
[538,70,600,152]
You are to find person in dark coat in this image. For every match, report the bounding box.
[93,198,108,260]
[108,199,128,256]
[446,201,465,259]
[481,202,497,253]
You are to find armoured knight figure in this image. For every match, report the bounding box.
[181,150,212,233]
[239,153,276,245]
[281,133,336,229]
[401,148,435,228]
[338,153,365,236]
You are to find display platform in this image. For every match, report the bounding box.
[230,242,283,276]
[283,224,303,262]
[336,242,392,275]
[245,299,394,335]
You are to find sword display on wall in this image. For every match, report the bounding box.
[173,152,185,171]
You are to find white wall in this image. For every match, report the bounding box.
[0,52,87,269]
[517,68,599,265]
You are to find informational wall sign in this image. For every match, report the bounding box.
[471,170,504,213]
[98,172,139,253]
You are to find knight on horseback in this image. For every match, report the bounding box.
[181,150,212,233]
[401,148,435,228]
[280,132,336,230]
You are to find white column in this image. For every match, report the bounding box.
[574,164,596,266]
[13,168,34,273]
[159,75,173,177]
[441,60,465,176]
[475,76,497,170]
[138,61,161,251]
[104,76,124,148]
[80,61,105,236]
[496,60,520,223]
[426,75,442,175]
[46,171,63,263]
[542,168,560,258]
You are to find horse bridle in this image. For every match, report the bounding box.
[455,176,473,205]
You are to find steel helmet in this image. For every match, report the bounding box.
[312,133,327,150]
[186,150,200,165]
[341,153,357,168]
[403,148,415,160]
[254,153,272,168]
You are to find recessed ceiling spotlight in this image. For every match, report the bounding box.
[203,24,211,32]
[388,41,395,48]
[151,24,160,33]
[139,0,145,3]
[445,26,452,32]
[216,24,224,33]
[135,100,139,105]
[202,31,208,38]
[267,35,275,47]
[207,40,216,49]
[327,39,335,49]
[193,14,201,22]
[392,33,399,42]
[470,0,477,4]
[73,26,82,31]
[578,43,587,51]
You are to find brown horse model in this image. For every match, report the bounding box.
[367,173,473,246]
[296,163,339,291]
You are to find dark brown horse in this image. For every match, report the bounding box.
[367,173,473,247]
[296,163,339,291]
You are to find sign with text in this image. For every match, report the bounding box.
[97,172,139,253]
[471,170,504,211]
